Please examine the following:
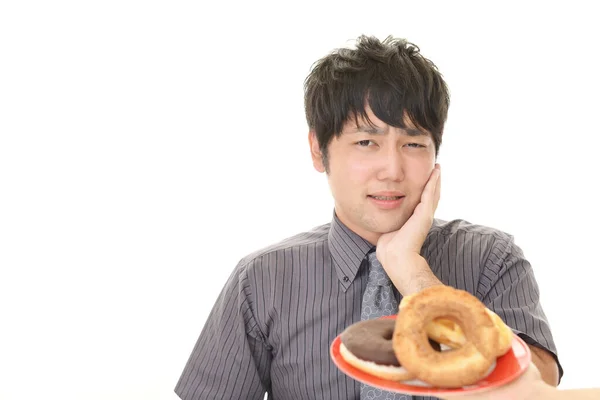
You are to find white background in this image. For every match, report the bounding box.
[1,1,599,399]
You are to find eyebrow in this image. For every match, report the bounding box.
[353,124,428,137]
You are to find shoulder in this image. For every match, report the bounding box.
[226,222,330,303]
[236,222,330,272]
[430,218,512,240]
[423,218,518,266]
[429,218,514,241]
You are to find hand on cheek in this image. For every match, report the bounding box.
[376,164,442,295]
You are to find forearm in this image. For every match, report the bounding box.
[531,382,600,400]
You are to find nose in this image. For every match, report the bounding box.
[376,147,405,182]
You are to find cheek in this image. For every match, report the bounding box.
[331,152,372,186]
[406,160,435,189]
[347,160,372,183]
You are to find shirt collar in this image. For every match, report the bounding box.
[328,212,374,291]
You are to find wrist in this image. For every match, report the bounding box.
[405,267,443,296]
[388,254,443,296]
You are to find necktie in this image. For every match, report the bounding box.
[359,250,410,400]
[361,250,399,320]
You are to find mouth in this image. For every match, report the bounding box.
[368,195,404,201]
[367,194,406,210]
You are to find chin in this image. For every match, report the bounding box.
[379,222,406,234]
[366,217,407,234]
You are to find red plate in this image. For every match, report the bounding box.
[330,315,531,396]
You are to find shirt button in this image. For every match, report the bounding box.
[343,276,349,282]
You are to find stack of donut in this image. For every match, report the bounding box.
[339,285,514,388]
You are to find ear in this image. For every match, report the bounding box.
[308,131,326,173]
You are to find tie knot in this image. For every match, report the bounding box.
[366,251,391,286]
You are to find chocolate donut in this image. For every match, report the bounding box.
[341,319,442,366]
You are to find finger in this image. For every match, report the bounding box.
[433,164,441,210]
[421,164,441,205]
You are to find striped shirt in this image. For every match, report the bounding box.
[174,213,563,400]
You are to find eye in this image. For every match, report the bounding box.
[405,143,426,148]
[356,140,374,147]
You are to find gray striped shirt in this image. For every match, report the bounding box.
[175,213,563,400]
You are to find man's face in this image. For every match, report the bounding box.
[310,107,436,245]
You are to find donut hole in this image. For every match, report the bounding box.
[426,315,468,352]
[427,338,443,352]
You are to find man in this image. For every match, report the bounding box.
[174,35,562,400]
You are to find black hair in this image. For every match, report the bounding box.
[304,35,450,168]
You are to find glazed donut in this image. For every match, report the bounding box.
[339,318,441,381]
[485,308,513,356]
[393,285,501,388]
[400,293,467,349]
[400,291,513,357]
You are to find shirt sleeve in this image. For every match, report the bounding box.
[477,236,564,383]
[174,262,272,399]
